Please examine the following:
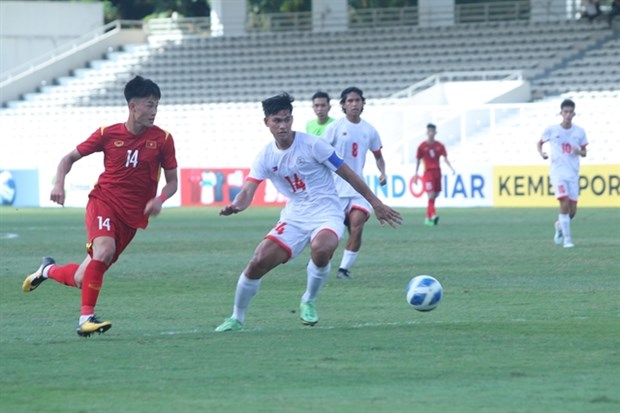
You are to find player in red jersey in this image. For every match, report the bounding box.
[22,76,178,337]
[414,123,455,226]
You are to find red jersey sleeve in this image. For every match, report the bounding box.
[160,131,178,170]
[76,127,106,156]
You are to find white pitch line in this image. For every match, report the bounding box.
[145,318,549,336]
[143,329,201,336]
[147,321,423,336]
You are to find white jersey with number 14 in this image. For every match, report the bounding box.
[248,132,345,222]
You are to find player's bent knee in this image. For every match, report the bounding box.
[312,246,335,266]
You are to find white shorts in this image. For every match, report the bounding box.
[551,176,580,202]
[339,194,372,218]
[264,215,345,261]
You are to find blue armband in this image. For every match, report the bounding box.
[327,152,344,169]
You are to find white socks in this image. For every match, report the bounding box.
[339,250,358,270]
[232,273,261,323]
[558,213,571,243]
[302,260,330,303]
[231,262,331,322]
[79,315,93,325]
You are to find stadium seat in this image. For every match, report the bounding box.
[2,19,618,170]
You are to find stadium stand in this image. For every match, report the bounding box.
[530,35,620,97]
[3,19,616,108]
[1,11,618,170]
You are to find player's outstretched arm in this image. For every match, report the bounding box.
[220,180,259,216]
[335,163,402,228]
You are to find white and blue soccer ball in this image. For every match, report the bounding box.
[406,275,443,312]
[0,170,16,206]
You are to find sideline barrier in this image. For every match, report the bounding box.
[1,164,617,208]
[494,165,620,208]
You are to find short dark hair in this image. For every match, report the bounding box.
[340,86,365,104]
[312,91,330,101]
[124,75,161,103]
[427,123,437,130]
[560,99,575,110]
[262,93,294,117]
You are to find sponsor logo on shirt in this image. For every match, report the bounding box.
[114,140,124,147]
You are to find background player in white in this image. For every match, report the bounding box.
[537,99,588,248]
[215,93,402,332]
[322,86,387,280]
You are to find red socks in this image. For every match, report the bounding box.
[427,199,436,219]
[47,263,79,287]
[80,260,109,315]
[46,260,109,315]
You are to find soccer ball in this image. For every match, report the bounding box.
[406,275,443,312]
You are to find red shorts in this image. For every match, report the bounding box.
[423,169,442,193]
[85,197,137,264]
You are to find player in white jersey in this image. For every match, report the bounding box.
[322,86,387,280]
[537,99,588,248]
[215,93,402,332]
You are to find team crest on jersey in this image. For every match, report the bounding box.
[296,157,306,166]
[114,140,124,147]
[146,140,157,149]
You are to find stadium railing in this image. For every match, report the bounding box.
[454,1,530,24]
[0,20,143,85]
[145,17,212,36]
[142,1,535,36]
[0,20,144,105]
[390,71,525,99]
[245,3,532,33]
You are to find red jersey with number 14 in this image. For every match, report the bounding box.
[416,140,447,171]
[77,123,177,229]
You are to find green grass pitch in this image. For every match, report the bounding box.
[1,206,619,413]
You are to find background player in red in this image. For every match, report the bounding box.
[414,123,455,226]
[22,75,178,337]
